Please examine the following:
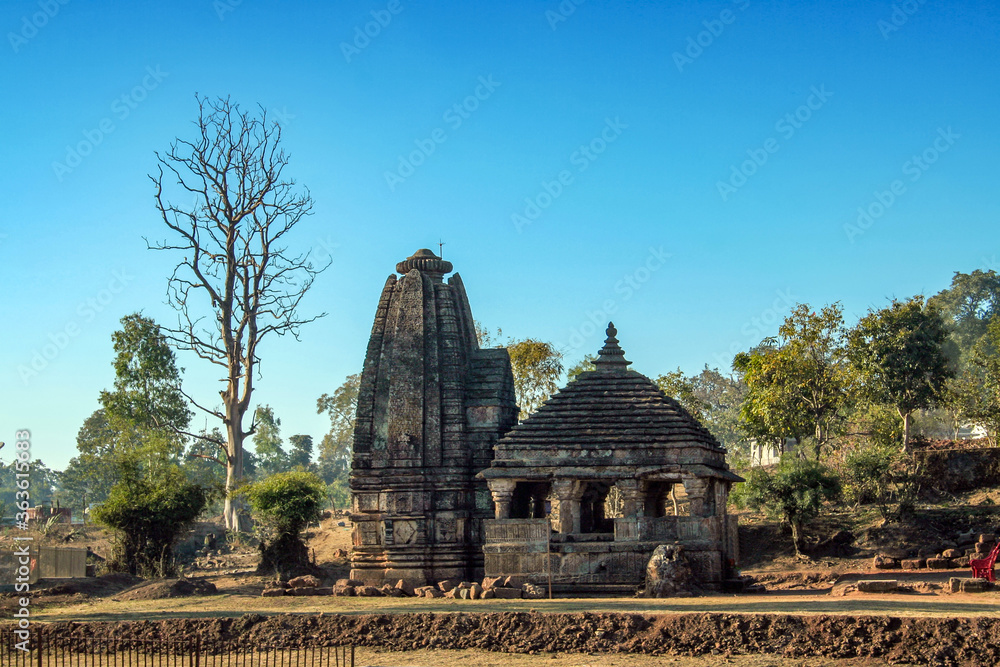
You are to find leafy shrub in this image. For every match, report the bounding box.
[93,466,207,577]
[240,471,326,575]
[735,454,841,555]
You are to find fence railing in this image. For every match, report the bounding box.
[0,631,355,667]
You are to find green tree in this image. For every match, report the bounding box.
[847,297,953,452]
[928,269,1000,362]
[63,315,192,512]
[508,338,564,418]
[100,313,192,436]
[566,354,596,382]
[835,441,919,521]
[734,304,852,459]
[60,410,118,508]
[687,367,748,456]
[655,369,708,421]
[960,315,1000,440]
[930,271,1000,438]
[148,95,329,531]
[240,471,325,574]
[287,434,314,470]
[316,373,360,490]
[93,464,208,577]
[733,455,841,555]
[252,405,286,478]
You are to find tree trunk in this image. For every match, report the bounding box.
[901,410,912,454]
[790,519,804,556]
[224,406,248,532]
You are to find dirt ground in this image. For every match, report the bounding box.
[7,508,1000,666]
[10,611,1000,666]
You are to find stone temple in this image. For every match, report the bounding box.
[350,249,741,591]
[479,323,742,592]
[349,249,518,585]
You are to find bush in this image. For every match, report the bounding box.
[835,440,921,521]
[240,471,326,575]
[736,454,841,555]
[93,466,207,577]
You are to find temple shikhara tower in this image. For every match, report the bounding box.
[349,249,518,585]
[350,249,741,591]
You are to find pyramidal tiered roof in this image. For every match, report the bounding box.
[490,323,726,469]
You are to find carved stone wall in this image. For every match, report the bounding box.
[349,250,517,585]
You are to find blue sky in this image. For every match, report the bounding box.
[1,0,998,469]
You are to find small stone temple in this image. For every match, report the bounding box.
[349,249,519,585]
[478,324,742,592]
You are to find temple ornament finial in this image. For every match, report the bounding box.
[396,248,453,279]
[592,321,631,371]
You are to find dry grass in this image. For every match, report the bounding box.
[31,588,1000,624]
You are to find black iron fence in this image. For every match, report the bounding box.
[0,631,354,667]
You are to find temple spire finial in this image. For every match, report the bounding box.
[592,321,631,371]
[396,248,453,281]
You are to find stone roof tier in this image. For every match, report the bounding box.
[482,323,735,481]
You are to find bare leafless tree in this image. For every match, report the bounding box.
[147,95,329,531]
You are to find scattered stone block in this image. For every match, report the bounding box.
[955,556,970,567]
[288,575,321,589]
[357,586,382,597]
[394,579,415,596]
[926,558,956,569]
[443,588,456,599]
[424,588,442,598]
[261,588,285,597]
[289,587,316,596]
[949,577,962,593]
[438,579,460,592]
[980,534,997,544]
[900,559,926,569]
[522,583,546,599]
[458,588,471,599]
[470,583,483,600]
[962,578,990,593]
[332,585,355,596]
[482,576,503,590]
[504,575,527,589]
[315,587,333,596]
[873,554,899,569]
[857,580,898,593]
[943,548,963,559]
[492,587,522,599]
[335,578,363,588]
[481,589,495,599]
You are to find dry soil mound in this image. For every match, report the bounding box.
[14,612,1000,666]
[116,578,219,601]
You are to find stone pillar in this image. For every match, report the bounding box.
[551,479,585,534]
[487,479,517,519]
[682,477,712,518]
[615,479,646,518]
